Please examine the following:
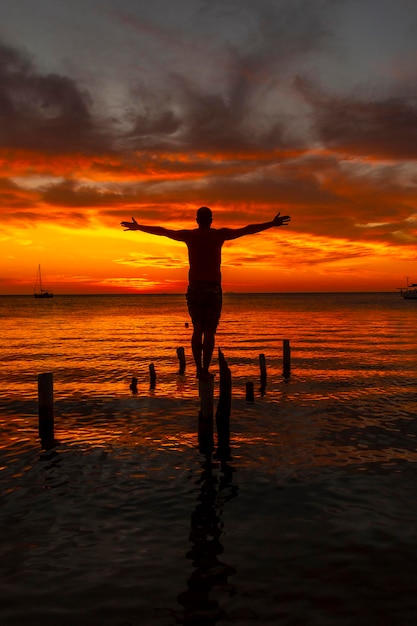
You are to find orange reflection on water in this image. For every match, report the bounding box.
[2,294,417,478]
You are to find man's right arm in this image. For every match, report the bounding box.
[121,217,189,242]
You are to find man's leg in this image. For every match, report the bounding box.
[191,323,204,376]
[202,329,215,376]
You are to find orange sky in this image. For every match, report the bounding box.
[1,1,416,294]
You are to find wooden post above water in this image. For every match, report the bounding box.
[176,347,186,374]
[283,339,291,379]
[246,381,255,402]
[149,363,156,389]
[38,372,55,448]
[198,376,214,454]
[259,353,267,395]
[215,349,232,461]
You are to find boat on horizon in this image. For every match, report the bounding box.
[34,265,53,299]
[398,277,417,300]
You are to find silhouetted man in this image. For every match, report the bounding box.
[121,207,291,379]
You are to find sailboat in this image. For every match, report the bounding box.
[397,277,417,300]
[34,264,53,298]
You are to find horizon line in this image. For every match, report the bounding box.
[0,290,399,297]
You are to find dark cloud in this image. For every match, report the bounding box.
[228,246,367,268]
[0,205,93,228]
[223,252,277,266]
[122,77,302,154]
[114,0,334,153]
[2,2,416,163]
[40,180,121,207]
[1,5,416,252]
[296,77,417,159]
[127,109,181,144]
[0,0,332,159]
[0,43,111,154]
[114,252,186,268]
[0,38,302,157]
[0,177,37,208]
[198,0,332,58]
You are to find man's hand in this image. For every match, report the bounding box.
[121,217,140,231]
[272,212,291,227]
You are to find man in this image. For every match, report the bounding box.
[121,207,291,379]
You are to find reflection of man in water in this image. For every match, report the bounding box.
[177,458,238,623]
[121,207,291,379]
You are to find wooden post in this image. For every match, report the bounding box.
[283,339,291,379]
[38,372,54,445]
[177,346,186,374]
[149,363,156,389]
[198,377,214,454]
[259,353,267,395]
[215,349,231,461]
[246,381,255,403]
[130,376,138,394]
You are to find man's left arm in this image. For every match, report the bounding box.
[221,212,291,241]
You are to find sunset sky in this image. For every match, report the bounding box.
[1,0,417,294]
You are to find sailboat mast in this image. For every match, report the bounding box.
[38,264,43,292]
[34,264,53,298]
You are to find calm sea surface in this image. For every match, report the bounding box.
[1,293,417,625]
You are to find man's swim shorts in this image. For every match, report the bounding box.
[186,281,222,331]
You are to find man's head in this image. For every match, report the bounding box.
[196,206,213,228]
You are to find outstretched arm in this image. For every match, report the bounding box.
[121,217,188,242]
[221,212,291,241]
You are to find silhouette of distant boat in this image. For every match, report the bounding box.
[398,277,417,300]
[34,264,53,298]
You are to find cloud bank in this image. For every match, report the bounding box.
[0,0,416,252]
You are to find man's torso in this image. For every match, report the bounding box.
[183,228,226,284]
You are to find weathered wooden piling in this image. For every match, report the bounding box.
[259,353,267,395]
[130,376,138,394]
[215,349,231,461]
[38,372,54,444]
[246,381,255,403]
[177,346,186,374]
[283,339,291,379]
[198,377,214,454]
[149,363,156,389]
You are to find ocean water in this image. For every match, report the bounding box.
[1,293,417,625]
